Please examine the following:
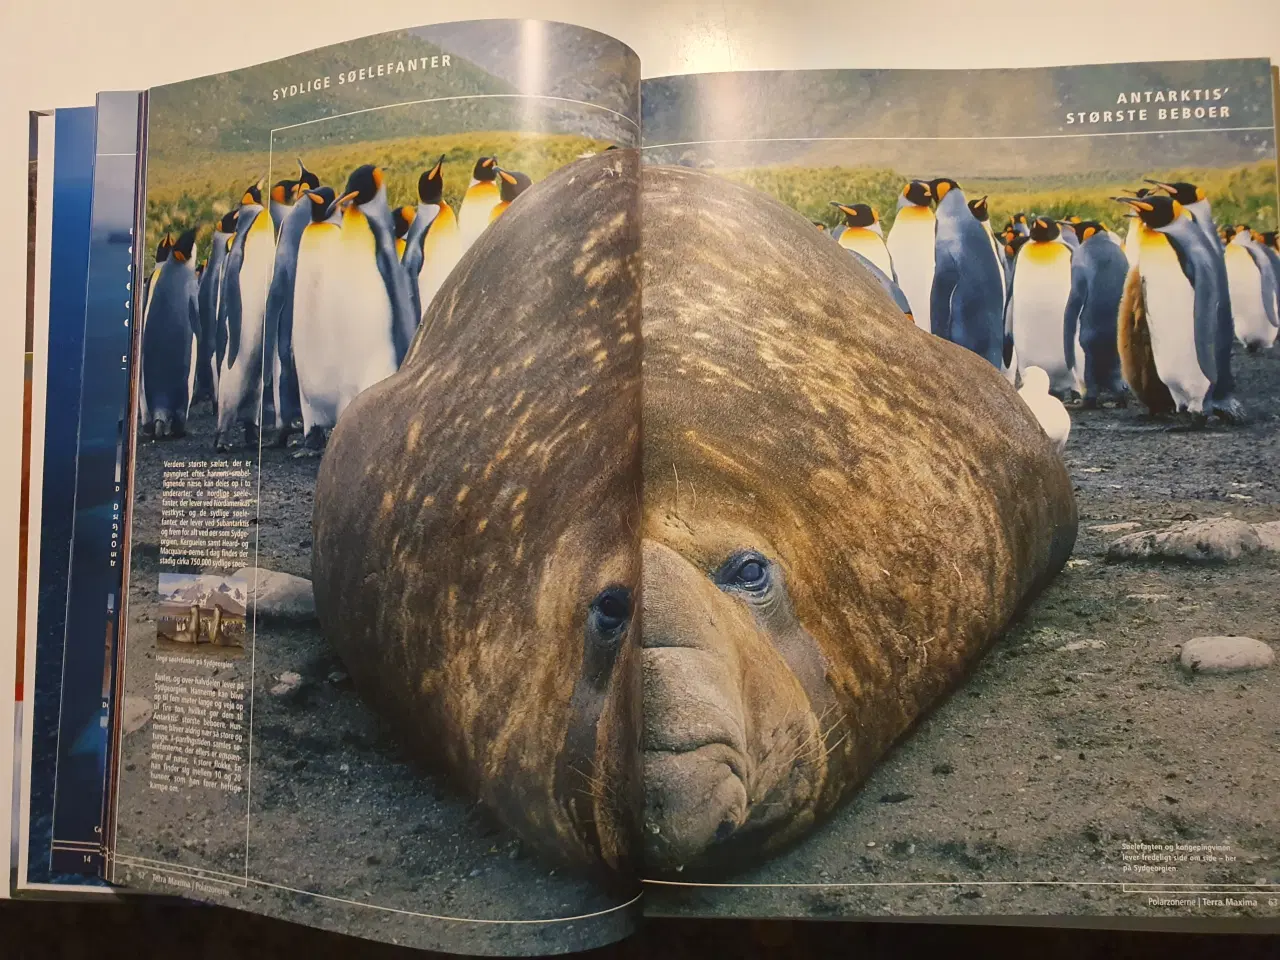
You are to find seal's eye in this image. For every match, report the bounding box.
[590,586,631,634]
[715,551,771,592]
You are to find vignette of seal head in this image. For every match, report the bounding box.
[310,153,1078,884]
[639,166,1077,877]
[312,150,645,887]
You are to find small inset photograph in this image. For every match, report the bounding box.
[155,571,247,655]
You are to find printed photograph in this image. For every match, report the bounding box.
[154,572,246,654]
[115,19,643,956]
[638,62,1280,919]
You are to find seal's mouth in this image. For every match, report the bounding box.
[641,643,752,870]
[638,538,830,875]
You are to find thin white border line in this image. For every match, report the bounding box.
[643,879,1280,890]
[640,126,1274,150]
[271,93,639,134]
[113,854,643,925]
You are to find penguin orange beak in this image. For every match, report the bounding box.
[498,169,518,186]
[336,190,361,209]
[1143,178,1176,194]
[430,154,445,177]
[1112,197,1154,213]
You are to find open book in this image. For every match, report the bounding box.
[10,17,1280,955]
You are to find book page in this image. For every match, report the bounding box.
[638,61,1279,922]
[110,20,642,955]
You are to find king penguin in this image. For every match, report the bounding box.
[928,178,1005,368]
[1009,217,1078,395]
[402,155,461,322]
[337,164,417,364]
[140,229,200,439]
[197,210,238,411]
[393,206,415,261]
[458,156,501,251]
[1223,224,1279,351]
[1010,213,1031,238]
[885,180,936,333]
[138,234,174,430]
[829,201,895,278]
[1113,193,1235,422]
[1063,220,1129,406]
[293,183,398,452]
[490,168,532,223]
[1057,217,1081,251]
[269,179,298,237]
[215,180,276,450]
[262,158,321,447]
[968,196,1007,282]
[1145,179,1218,247]
[1142,181,1243,420]
[847,248,914,322]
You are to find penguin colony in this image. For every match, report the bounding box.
[828,177,1279,442]
[138,155,533,450]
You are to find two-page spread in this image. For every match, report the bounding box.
[9,16,1280,956]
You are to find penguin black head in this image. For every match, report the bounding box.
[296,158,319,191]
[339,165,385,208]
[304,187,339,223]
[902,180,932,207]
[217,210,239,234]
[1029,217,1060,242]
[1145,179,1204,205]
[967,196,990,222]
[170,228,197,263]
[472,156,499,182]
[1001,223,1017,242]
[1012,212,1028,225]
[271,179,298,205]
[392,205,415,238]
[155,235,173,263]
[1113,194,1182,230]
[241,180,263,206]
[419,156,446,205]
[829,201,876,227]
[497,168,532,203]
[1070,220,1106,243]
[1006,234,1030,258]
[1262,231,1278,251]
[927,178,960,203]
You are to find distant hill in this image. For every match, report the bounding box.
[642,61,1276,177]
[148,22,638,164]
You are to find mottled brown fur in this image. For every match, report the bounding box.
[640,166,1078,874]
[1117,264,1176,414]
[312,152,642,880]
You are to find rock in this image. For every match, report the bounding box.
[1180,637,1274,675]
[234,567,316,621]
[1126,593,1169,603]
[1254,521,1280,553]
[270,671,304,696]
[1107,518,1262,564]
[1058,639,1106,652]
[121,696,152,734]
[1091,521,1141,534]
[1066,558,1092,568]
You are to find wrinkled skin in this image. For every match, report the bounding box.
[640,166,1077,876]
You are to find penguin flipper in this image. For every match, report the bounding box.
[374,242,417,364]
[929,255,959,341]
[1244,244,1279,329]
[223,265,244,370]
[1063,264,1088,374]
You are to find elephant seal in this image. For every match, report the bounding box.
[312,150,643,882]
[640,166,1077,876]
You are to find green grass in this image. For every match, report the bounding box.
[716,160,1278,235]
[144,130,610,267]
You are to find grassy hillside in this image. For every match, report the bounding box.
[145,131,609,266]
[712,159,1278,234]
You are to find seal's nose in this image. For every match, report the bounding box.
[640,540,753,870]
